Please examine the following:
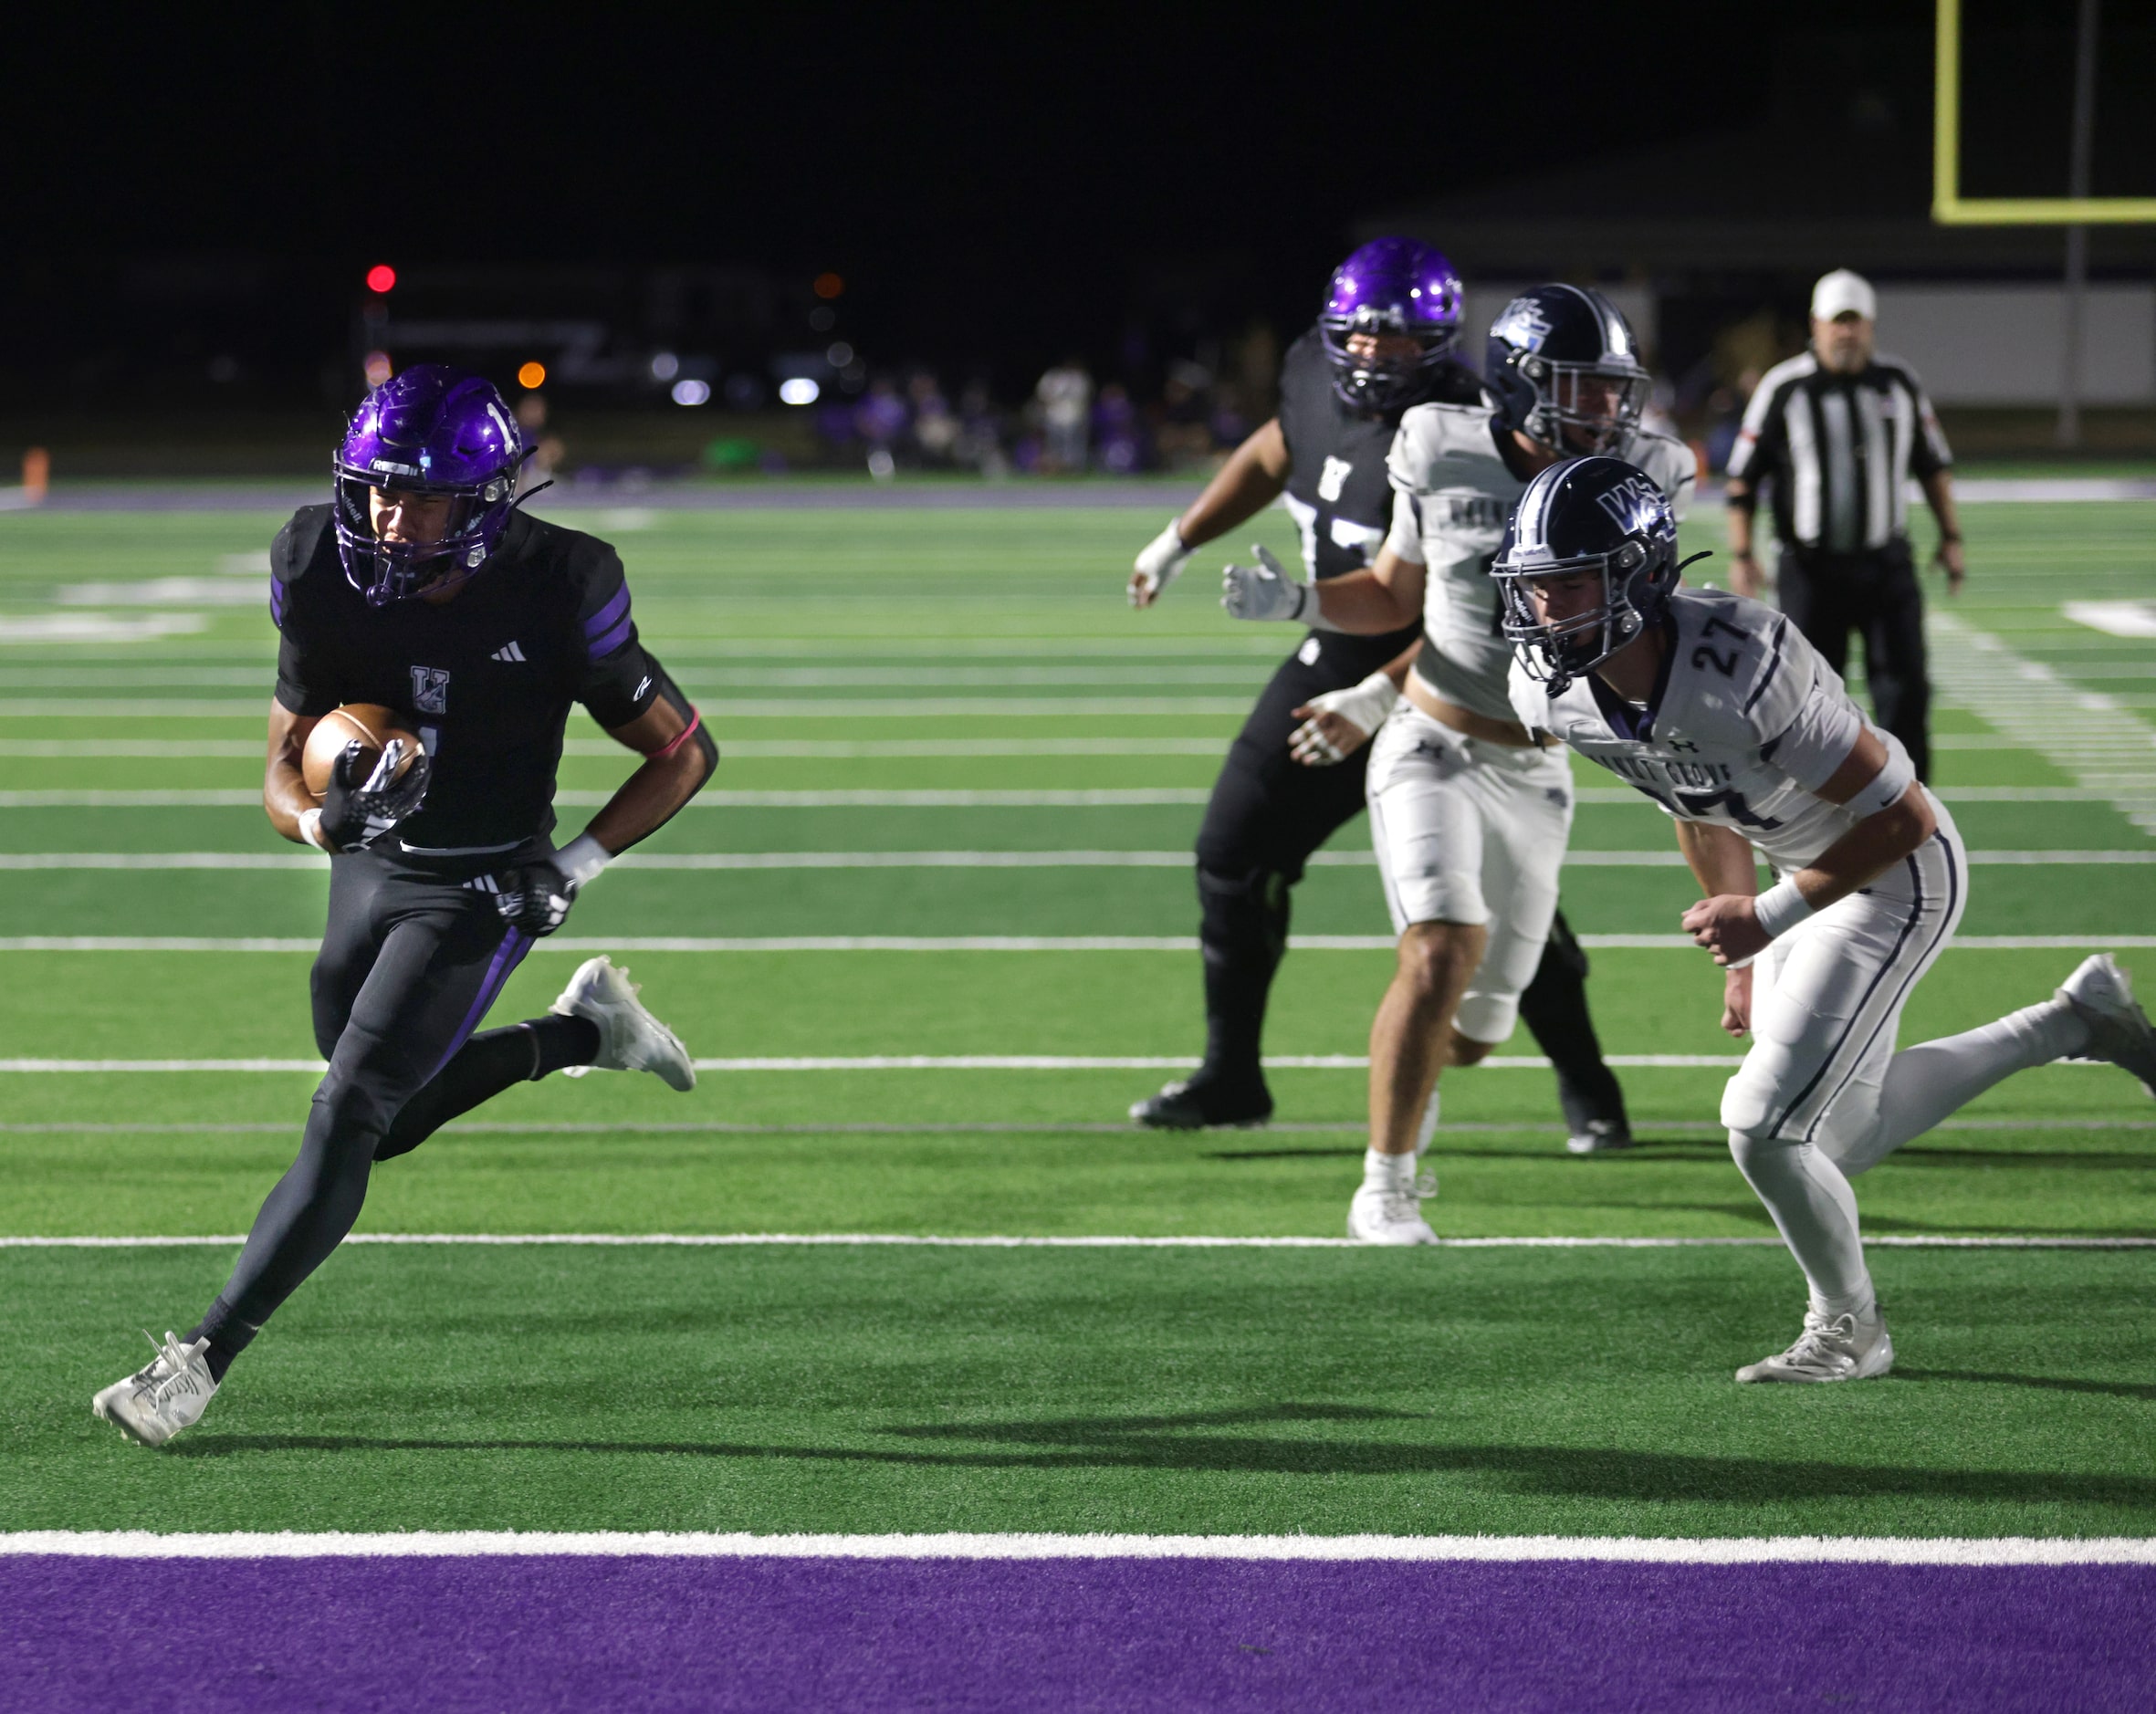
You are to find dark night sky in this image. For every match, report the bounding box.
[0,0,2122,398]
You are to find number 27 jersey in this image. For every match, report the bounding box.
[1506,586,1912,874]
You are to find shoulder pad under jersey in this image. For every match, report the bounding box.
[1630,430,1699,520]
[270,504,335,587]
[1387,402,1503,494]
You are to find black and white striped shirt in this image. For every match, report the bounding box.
[1726,352,1952,555]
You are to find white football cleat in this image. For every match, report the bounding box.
[1566,1121,1635,1156]
[92,1331,218,1447]
[2057,954,2156,1097]
[1347,1174,1439,1246]
[1735,1306,1893,1384]
[551,956,696,1092]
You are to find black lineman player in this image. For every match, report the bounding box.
[1127,241,1632,1149]
[93,368,719,1447]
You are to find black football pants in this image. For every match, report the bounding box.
[1191,637,1627,1136]
[1775,541,1931,783]
[192,847,571,1365]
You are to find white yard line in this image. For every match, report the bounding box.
[0,934,2150,955]
[1930,610,2156,838]
[4,1529,2152,1562]
[3,1233,2149,1252]
[2,849,2144,872]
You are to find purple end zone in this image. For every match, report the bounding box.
[6,1556,2152,1711]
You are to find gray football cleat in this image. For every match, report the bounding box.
[1735,1306,1894,1385]
[92,1331,219,1447]
[1346,1172,1439,1246]
[551,956,696,1092]
[2057,954,2156,1097]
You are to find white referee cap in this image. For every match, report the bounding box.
[1811,268,1877,321]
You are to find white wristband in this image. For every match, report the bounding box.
[555,832,612,888]
[297,808,337,854]
[1296,581,1345,633]
[1752,878,1815,942]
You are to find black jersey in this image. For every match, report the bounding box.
[270,506,666,856]
[1273,326,1484,673]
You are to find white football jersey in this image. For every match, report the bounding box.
[1384,405,1695,724]
[1506,586,1909,874]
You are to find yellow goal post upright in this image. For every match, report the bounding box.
[1933,0,2155,225]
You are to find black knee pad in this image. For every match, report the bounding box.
[1198,865,1292,967]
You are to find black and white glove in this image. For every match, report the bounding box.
[307,739,430,853]
[488,834,612,938]
[1222,545,1321,624]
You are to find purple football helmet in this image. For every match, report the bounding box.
[333,365,528,606]
[1318,237,1464,413]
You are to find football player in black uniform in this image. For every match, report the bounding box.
[93,367,720,1447]
[1126,240,1632,1150]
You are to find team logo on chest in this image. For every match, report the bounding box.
[410,665,451,715]
[1317,456,1353,503]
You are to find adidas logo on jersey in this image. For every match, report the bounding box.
[491,642,528,663]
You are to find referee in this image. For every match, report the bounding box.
[1724,268,1966,782]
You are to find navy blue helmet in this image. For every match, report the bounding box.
[1491,455,1697,695]
[1484,285,1650,456]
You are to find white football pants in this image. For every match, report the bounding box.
[1722,800,2086,1312]
[1366,701,1573,1044]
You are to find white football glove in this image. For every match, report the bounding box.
[1129,517,1192,607]
[1220,545,1316,623]
[1288,670,1400,767]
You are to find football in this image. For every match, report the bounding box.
[300,703,423,800]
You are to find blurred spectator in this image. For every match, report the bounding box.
[514,392,565,494]
[1091,382,1146,474]
[955,381,1010,477]
[1035,357,1093,472]
[853,376,909,460]
[1152,360,1218,469]
[908,372,959,465]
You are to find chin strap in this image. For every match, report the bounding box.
[1674,550,1715,579]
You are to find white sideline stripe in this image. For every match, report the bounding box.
[2,849,2150,873]
[0,787,2139,810]
[0,935,2151,955]
[1931,611,2156,839]
[5,1235,2150,1252]
[0,1053,1753,1072]
[5,1531,2153,1564]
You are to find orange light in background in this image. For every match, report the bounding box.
[812,272,844,299]
[518,361,548,390]
[363,350,393,388]
[365,264,397,294]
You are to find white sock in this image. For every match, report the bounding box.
[1840,998,2089,1174]
[1730,1131,1874,1312]
[1414,1087,1441,1158]
[1810,1286,1878,1323]
[1363,1147,1414,1189]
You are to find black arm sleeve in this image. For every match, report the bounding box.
[568,541,665,730]
[269,509,340,716]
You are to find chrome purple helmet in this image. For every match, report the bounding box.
[1318,237,1464,413]
[332,365,527,606]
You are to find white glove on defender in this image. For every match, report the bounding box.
[1129,517,1192,607]
[1221,545,1322,624]
[1289,670,1400,767]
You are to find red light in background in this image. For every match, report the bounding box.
[812,272,843,299]
[366,265,397,295]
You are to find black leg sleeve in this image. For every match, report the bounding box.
[372,1015,600,1162]
[1516,909,1630,1137]
[193,894,533,1364]
[1188,638,1389,1084]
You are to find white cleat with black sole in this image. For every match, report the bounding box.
[551,956,696,1092]
[92,1331,218,1447]
[1735,1306,1894,1384]
[1347,1175,1439,1246]
[2057,953,2156,1097]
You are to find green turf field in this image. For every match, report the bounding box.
[1,489,2151,1538]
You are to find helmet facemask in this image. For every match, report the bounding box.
[1512,357,1651,457]
[1319,308,1458,413]
[333,465,522,606]
[1496,538,1688,698]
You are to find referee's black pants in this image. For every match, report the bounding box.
[190,844,578,1368]
[1190,632,1627,1135]
[1775,541,1931,782]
